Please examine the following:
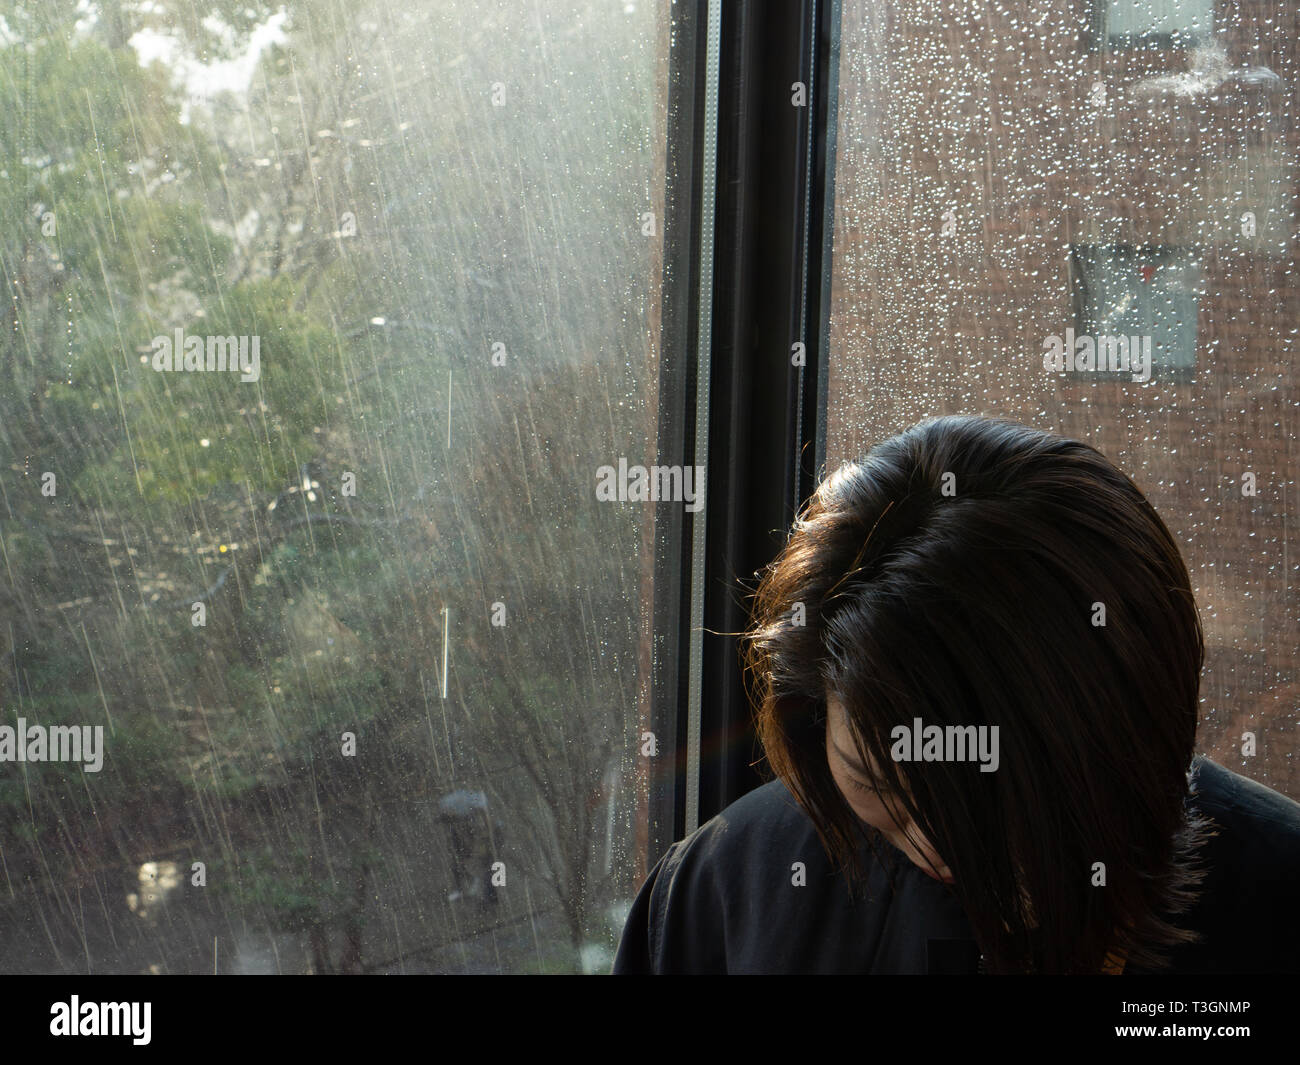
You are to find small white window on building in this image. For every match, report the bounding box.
[1070,245,1201,377]
[1100,0,1214,48]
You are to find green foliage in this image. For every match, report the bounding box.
[74,276,342,504]
[0,0,657,971]
[220,845,350,931]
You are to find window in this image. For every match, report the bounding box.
[4,0,1297,986]
[826,0,1298,799]
[0,0,685,974]
[1069,244,1200,378]
[1098,0,1214,49]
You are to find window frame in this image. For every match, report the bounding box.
[659,0,842,838]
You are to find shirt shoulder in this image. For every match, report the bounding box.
[1192,756,1300,844]
[612,778,971,974]
[1165,757,1300,973]
[611,779,819,973]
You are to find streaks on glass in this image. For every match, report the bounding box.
[0,0,665,973]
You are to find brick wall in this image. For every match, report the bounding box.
[826,0,1300,794]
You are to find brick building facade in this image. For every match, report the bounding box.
[826,0,1299,793]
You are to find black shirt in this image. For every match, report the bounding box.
[612,756,1300,974]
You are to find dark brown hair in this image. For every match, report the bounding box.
[742,415,1211,973]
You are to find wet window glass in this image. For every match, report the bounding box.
[1068,243,1200,376]
[826,1,1297,797]
[1101,0,1214,48]
[0,0,670,973]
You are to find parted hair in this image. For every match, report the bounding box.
[742,415,1212,973]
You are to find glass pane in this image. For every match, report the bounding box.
[826,1,1297,797]
[1068,243,1200,376]
[0,0,673,973]
[1104,0,1214,47]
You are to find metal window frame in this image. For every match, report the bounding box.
[651,0,842,851]
[645,0,708,861]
